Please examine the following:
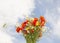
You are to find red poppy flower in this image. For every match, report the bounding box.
[22,20,28,28]
[24,20,28,24]
[40,21,45,26]
[16,27,23,33]
[22,23,26,28]
[34,18,38,21]
[40,16,45,22]
[40,16,45,27]
[32,18,38,26]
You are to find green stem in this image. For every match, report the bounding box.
[26,38,36,43]
[25,35,36,43]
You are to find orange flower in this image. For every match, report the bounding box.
[40,16,45,27]
[21,20,28,28]
[32,18,38,26]
[16,27,23,33]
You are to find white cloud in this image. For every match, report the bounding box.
[0,0,35,43]
[0,0,35,26]
[35,0,60,43]
[45,7,60,38]
[53,18,60,38]
[0,30,13,43]
[57,7,60,13]
[46,0,53,3]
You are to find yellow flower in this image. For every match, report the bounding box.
[36,21,40,26]
[26,27,30,30]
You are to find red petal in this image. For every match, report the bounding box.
[34,18,38,21]
[22,20,28,28]
[22,23,26,28]
[40,21,45,27]
[16,27,22,33]
[32,18,38,26]
[32,21,36,26]
[40,16,45,22]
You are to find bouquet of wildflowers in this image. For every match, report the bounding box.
[16,16,46,43]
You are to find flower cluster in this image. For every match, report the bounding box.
[16,16,46,41]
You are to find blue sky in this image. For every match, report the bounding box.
[0,0,60,43]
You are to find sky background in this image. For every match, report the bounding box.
[0,0,60,43]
